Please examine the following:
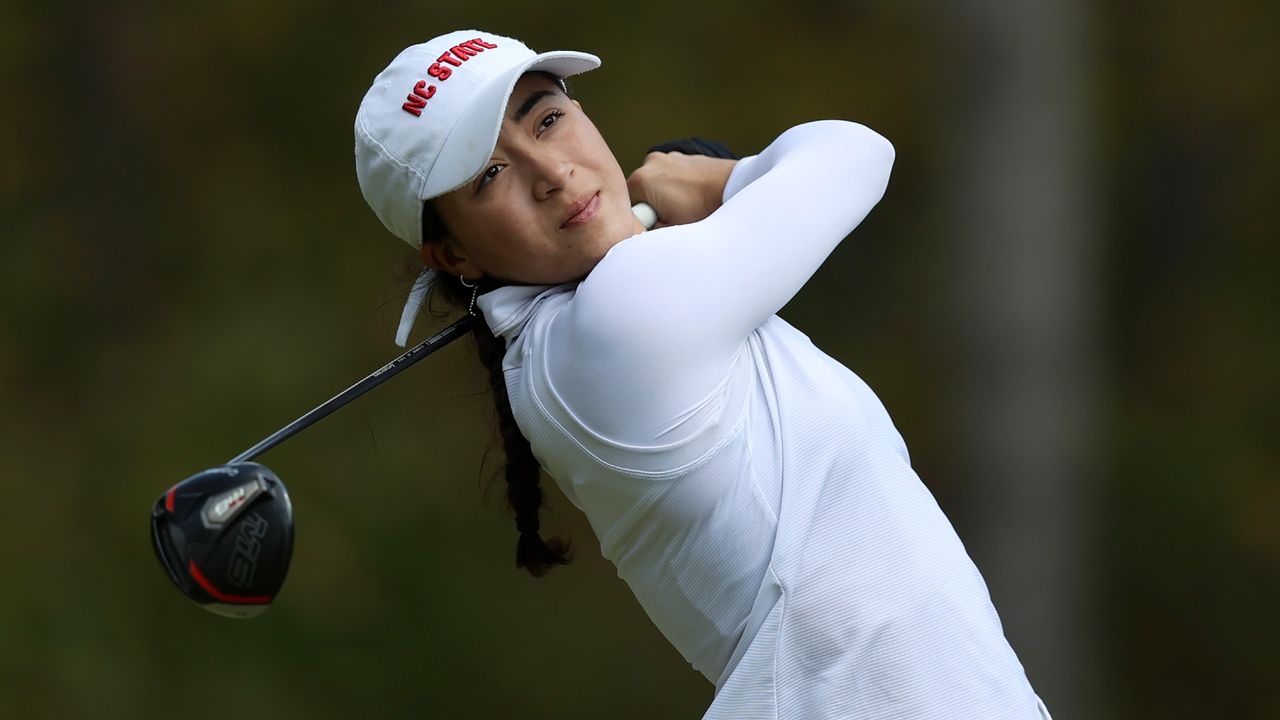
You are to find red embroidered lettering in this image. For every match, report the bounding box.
[428,63,451,81]
[412,81,436,100]
[401,81,437,116]
[404,38,498,114]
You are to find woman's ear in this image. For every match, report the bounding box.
[420,237,479,277]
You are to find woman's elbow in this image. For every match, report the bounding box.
[803,119,895,190]
[846,122,896,179]
[833,122,895,207]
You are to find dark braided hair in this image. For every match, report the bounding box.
[422,200,572,578]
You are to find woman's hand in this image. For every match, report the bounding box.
[626,152,737,228]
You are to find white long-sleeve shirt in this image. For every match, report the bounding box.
[475,121,1050,719]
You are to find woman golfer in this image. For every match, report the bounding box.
[354,29,1051,719]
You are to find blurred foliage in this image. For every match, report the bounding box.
[0,0,1275,717]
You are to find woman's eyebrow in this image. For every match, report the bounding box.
[511,89,557,122]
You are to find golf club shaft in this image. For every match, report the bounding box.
[228,315,475,464]
[228,202,658,466]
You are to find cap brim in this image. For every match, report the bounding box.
[423,51,600,200]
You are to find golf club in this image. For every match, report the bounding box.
[150,140,736,619]
[150,316,474,617]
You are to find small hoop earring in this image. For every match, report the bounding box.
[459,275,478,315]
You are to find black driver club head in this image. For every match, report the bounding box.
[151,462,294,619]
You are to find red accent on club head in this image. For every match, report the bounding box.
[188,560,272,605]
[165,486,177,512]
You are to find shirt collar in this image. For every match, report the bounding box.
[475,283,575,344]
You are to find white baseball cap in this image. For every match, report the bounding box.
[354,30,600,248]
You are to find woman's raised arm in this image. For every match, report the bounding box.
[550,120,895,445]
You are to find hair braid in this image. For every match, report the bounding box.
[471,317,572,576]
[422,201,571,577]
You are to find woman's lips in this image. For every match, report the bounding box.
[561,191,600,229]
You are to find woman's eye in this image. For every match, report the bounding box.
[537,109,565,135]
[477,163,503,191]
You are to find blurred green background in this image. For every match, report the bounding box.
[1,0,1276,717]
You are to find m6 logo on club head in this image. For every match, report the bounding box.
[201,478,265,528]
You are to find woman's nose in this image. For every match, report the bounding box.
[530,155,572,200]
